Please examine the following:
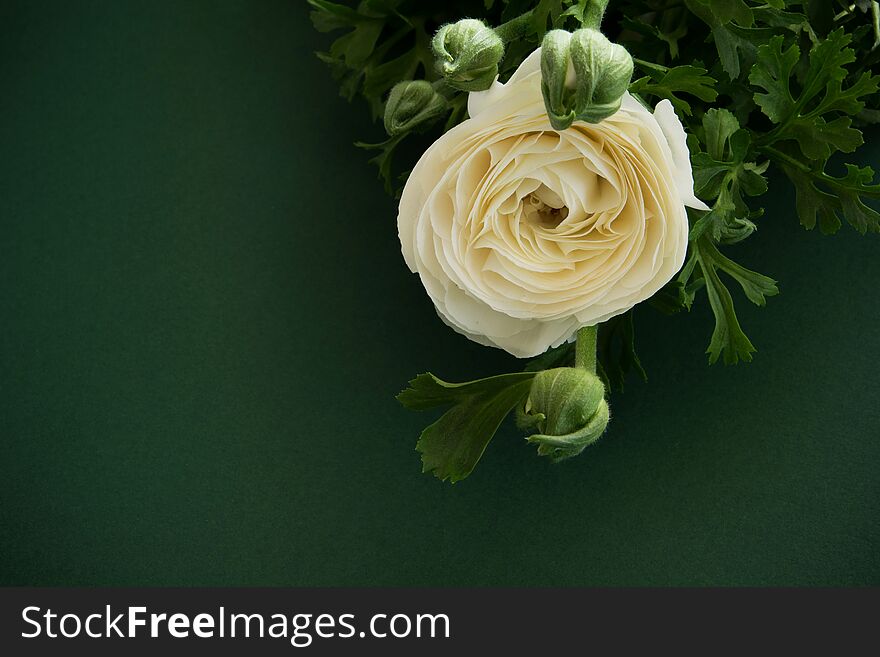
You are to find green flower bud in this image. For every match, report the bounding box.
[432,19,504,92]
[383,80,447,137]
[540,30,578,131]
[569,28,634,123]
[540,28,634,130]
[517,367,610,462]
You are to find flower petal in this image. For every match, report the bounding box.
[652,99,710,211]
[399,49,702,358]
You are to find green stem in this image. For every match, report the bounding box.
[760,145,809,172]
[431,78,459,100]
[873,2,880,49]
[582,0,611,30]
[494,11,534,43]
[633,57,668,74]
[575,325,598,372]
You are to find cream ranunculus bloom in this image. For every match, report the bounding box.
[398,48,709,358]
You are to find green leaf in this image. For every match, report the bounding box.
[801,27,855,99]
[751,29,879,160]
[398,372,536,482]
[691,236,778,364]
[752,27,880,234]
[786,163,880,235]
[355,135,405,196]
[531,0,565,37]
[690,109,768,244]
[703,106,740,160]
[712,25,760,79]
[630,63,718,115]
[752,6,814,35]
[649,279,690,315]
[689,187,739,241]
[749,35,800,122]
[621,17,688,59]
[597,311,647,392]
[308,0,365,32]
[699,238,778,307]
[685,0,759,78]
[362,50,422,106]
[788,115,862,160]
[699,250,757,364]
[785,165,843,234]
[836,165,880,234]
[327,17,384,69]
[702,0,753,25]
[823,71,880,116]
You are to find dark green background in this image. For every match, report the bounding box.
[1,0,877,586]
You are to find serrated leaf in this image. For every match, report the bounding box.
[630,64,717,115]
[787,166,842,234]
[691,109,768,243]
[788,115,863,160]
[836,165,880,234]
[308,0,365,32]
[331,20,384,69]
[692,154,733,200]
[362,50,422,109]
[692,236,778,364]
[752,6,812,34]
[703,107,740,160]
[699,249,757,364]
[821,70,880,116]
[686,0,760,78]
[355,135,405,196]
[398,372,536,482]
[707,0,753,26]
[699,238,779,307]
[754,27,880,235]
[621,17,688,59]
[531,0,565,37]
[689,189,737,240]
[751,29,878,162]
[802,28,855,97]
[750,35,800,122]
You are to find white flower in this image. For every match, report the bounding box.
[398,48,709,358]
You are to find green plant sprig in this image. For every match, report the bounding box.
[312,0,880,481]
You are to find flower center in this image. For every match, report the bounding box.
[522,188,569,229]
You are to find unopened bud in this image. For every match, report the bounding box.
[432,19,504,92]
[540,28,633,130]
[569,28,633,122]
[518,367,610,462]
[383,80,447,136]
